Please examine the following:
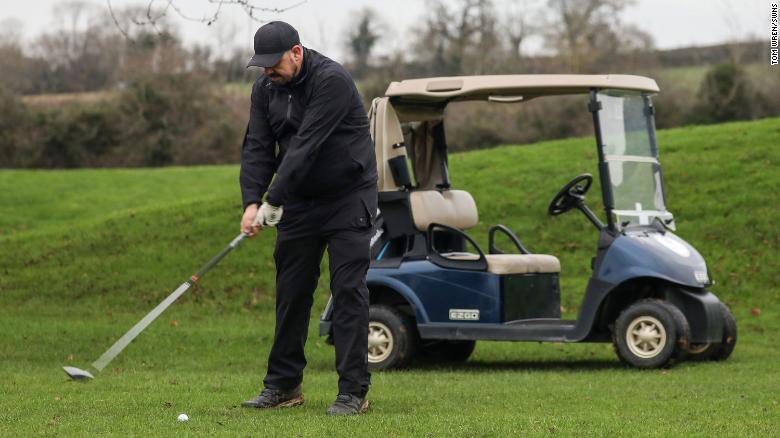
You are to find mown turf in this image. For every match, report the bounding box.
[0,165,239,236]
[2,306,778,436]
[1,118,779,436]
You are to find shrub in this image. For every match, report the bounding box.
[0,72,243,168]
[116,72,241,167]
[688,62,755,124]
[0,86,34,167]
[33,102,121,168]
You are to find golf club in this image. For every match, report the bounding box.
[63,232,248,380]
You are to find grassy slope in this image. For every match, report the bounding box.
[652,62,769,89]
[1,118,779,435]
[0,166,240,236]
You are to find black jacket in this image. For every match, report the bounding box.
[239,47,377,209]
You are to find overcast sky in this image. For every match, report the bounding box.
[0,0,772,63]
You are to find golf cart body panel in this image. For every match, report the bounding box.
[371,261,502,324]
[319,74,732,366]
[366,273,431,323]
[338,264,721,345]
[576,275,724,344]
[596,230,707,289]
[568,278,724,344]
[318,272,431,335]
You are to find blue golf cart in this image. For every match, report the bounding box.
[319,75,736,369]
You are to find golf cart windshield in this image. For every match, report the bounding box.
[596,90,674,230]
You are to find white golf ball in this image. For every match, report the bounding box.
[177,413,189,422]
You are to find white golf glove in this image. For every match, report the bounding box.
[253,202,283,228]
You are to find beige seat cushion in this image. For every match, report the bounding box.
[411,189,560,275]
[409,190,478,231]
[486,254,561,274]
[444,253,561,274]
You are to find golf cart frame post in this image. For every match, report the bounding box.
[319,74,735,369]
[590,89,616,232]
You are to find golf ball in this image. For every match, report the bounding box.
[177,413,189,422]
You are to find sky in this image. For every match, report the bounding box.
[0,0,773,63]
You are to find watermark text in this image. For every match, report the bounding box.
[772,3,778,65]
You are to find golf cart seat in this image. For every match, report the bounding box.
[409,190,561,274]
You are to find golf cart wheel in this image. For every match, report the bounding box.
[419,340,476,363]
[686,302,737,361]
[613,299,690,369]
[367,305,417,370]
[686,341,715,361]
[711,302,737,361]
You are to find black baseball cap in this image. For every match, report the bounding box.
[247,21,300,68]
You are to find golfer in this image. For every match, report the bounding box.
[238,21,377,416]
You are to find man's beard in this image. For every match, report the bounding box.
[269,74,284,83]
[268,72,290,84]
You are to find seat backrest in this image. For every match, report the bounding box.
[369,97,410,191]
[409,190,479,231]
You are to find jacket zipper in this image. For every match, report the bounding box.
[285,94,292,124]
[278,93,292,133]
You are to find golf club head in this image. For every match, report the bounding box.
[63,366,94,381]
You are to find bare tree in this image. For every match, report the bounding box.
[412,0,504,76]
[0,18,24,46]
[31,1,122,92]
[499,0,544,62]
[0,18,32,93]
[344,7,382,79]
[106,0,306,40]
[542,0,653,73]
[210,17,241,60]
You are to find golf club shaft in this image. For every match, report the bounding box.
[91,232,247,371]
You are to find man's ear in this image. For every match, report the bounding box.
[291,44,303,62]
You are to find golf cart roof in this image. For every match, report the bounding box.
[385,74,659,104]
[371,74,662,193]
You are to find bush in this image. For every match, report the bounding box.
[688,62,755,124]
[444,95,592,151]
[0,72,243,168]
[32,102,121,168]
[0,86,35,167]
[116,73,242,167]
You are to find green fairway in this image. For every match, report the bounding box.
[1,118,779,435]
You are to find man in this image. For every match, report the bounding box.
[238,21,377,416]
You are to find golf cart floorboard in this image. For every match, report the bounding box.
[418,320,578,342]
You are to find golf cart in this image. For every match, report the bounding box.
[319,75,736,369]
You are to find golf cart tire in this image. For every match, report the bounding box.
[368,305,418,370]
[711,302,737,361]
[418,340,476,363]
[612,299,690,369]
[686,302,737,361]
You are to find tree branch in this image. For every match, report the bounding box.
[105,0,307,39]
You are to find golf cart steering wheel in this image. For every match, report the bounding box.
[548,173,593,216]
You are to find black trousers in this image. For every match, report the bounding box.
[263,186,376,396]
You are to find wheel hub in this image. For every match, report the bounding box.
[626,316,667,359]
[367,321,393,363]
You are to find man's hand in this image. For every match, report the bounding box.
[256,202,284,227]
[241,204,261,237]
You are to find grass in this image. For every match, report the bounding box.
[652,62,768,90]
[1,118,779,435]
[3,307,778,436]
[0,166,240,236]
